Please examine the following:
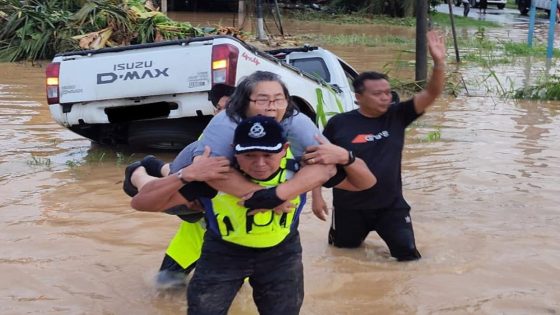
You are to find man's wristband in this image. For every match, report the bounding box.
[323,165,346,188]
[243,187,285,210]
[341,150,356,167]
[176,169,189,185]
[178,181,217,201]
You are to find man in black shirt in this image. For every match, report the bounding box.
[315,30,446,261]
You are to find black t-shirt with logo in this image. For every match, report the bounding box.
[323,99,421,210]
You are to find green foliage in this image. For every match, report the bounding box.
[0,0,205,62]
[425,128,441,142]
[0,0,78,61]
[327,0,415,17]
[459,28,560,70]
[286,10,415,27]
[71,0,133,33]
[64,149,136,168]
[429,12,500,28]
[456,30,560,101]
[65,160,80,168]
[294,4,560,101]
[115,152,128,165]
[503,42,560,57]
[514,75,560,100]
[314,33,413,47]
[407,123,443,143]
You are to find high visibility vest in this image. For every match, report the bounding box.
[165,220,206,269]
[201,150,305,248]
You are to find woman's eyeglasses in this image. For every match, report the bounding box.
[249,98,288,108]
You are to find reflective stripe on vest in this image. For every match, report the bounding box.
[202,149,306,248]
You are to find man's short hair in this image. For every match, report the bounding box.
[208,84,235,107]
[233,115,286,154]
[353,71,389,94]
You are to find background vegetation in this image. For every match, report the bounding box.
[0,0,202,62]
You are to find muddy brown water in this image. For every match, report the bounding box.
[1,13,560,315]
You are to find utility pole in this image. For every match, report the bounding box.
[273,0,285,37]
[447,0,460,62]
[256,0,268,41]
[415,0,427,83]
[238,0,246,29]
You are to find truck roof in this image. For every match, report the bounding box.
[54,35,328,86]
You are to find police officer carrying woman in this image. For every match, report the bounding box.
[128,71,376,314]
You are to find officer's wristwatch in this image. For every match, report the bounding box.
[176,169,189,185]
[342,150,356,166]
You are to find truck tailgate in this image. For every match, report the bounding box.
[58,44,212,104]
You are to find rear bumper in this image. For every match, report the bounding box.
[48,92,215,149]
[49,92,213,126]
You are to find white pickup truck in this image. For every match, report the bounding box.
[45,35,361,150]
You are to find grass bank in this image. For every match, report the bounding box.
[285,10,500,29]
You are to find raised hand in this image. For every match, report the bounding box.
[427,30,446,65]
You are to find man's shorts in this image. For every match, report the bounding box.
[329,207,421,261]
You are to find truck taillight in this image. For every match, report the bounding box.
[45,62,60,105]
[211,44,238,86]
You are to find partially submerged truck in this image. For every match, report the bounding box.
[45,35,360,150]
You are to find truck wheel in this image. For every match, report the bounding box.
[128,117,211,151]
[129,129,194,150]
[497,4,505,9]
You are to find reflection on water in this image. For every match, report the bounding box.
[1,14,560,315]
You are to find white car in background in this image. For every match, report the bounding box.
[476,0,507,9]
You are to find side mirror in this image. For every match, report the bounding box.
[329,84,343,93]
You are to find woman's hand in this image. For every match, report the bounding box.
[303,135,349,166]
[311,188,329,221]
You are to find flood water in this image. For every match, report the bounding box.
[1,12,560,315]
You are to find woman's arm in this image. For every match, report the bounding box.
[275,163,336,200]
[192,111,237,159]
[131,147,231,211]
[206,169,262,198]
[207,112,333,199]
[332,157,376,191]
[302,136,376,191]
[311,187,329,221]
[283,113,324,158]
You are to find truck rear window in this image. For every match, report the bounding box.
[289,57,331,82]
